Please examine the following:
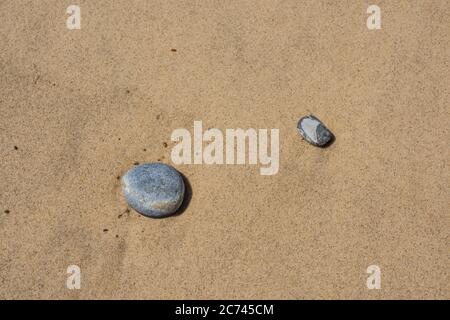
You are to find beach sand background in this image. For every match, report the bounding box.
[0,0,448,299]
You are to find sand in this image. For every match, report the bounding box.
[0,0,448,299]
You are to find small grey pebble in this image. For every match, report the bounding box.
[122,163,185,218]
[297,115,333,147]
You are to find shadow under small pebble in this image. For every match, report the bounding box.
[320,134,336,148]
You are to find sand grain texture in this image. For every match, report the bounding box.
[0,0,449,299]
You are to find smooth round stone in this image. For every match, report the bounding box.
[122,163,185,218]
[297,115,333,147]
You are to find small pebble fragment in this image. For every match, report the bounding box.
[297,115,333,147]
[122,163,185,218]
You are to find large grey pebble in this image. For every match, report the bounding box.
[122,163,185,218]
[297,115,333,147]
